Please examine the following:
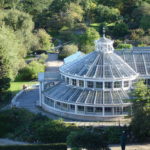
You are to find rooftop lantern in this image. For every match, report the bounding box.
[95,27,114,53]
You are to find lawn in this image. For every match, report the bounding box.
[0,81,38,109]
[9,81,38,95]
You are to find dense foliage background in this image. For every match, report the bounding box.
[1,0,150,94]
[0,1,150,147]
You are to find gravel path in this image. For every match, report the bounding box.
[0,138,28,145]
[110,144,150,150]
[45,53,63,72]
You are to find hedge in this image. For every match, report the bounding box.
[0,143,67,150]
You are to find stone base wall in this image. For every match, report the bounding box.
[42,102,126,121]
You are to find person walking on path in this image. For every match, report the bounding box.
[120,131,127,150]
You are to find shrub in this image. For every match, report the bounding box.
[59,44,78,59]
[104,127,122,144]
[38,54,48,64]
[36,29,53,51]
[80,44,95,54]
[140,36,150,45]
[112,22,129,38]
[0,143,67,150]
[0,108,34,137]
[67,130,109,150]
[0,109,78,143]
[16,61,45,81]
[0,77,11,92]
[130,28,145,41]
[117,43,133,49]
[140,15,150,30]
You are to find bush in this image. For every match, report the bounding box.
[0,108,34,137]
[16,61,45,81]
[0,143,67,150]
[36,29,53,51]
[140,15,150,30]
[80,44,95,54]
[0,109,78,143]
[0,91,12,102]
[59,44,78,59]
[38,54,48,64]
[117,43,133,49]
[67,130,109,150]
[0,77,11,92]
[112,22,129,38]
[104,127,122,144]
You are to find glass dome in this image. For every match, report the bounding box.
[39,35,139,121]
[60,38,138,80]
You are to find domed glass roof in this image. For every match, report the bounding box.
[60,36,138,80]
[44,83,130,105]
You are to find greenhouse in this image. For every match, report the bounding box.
[38,35,150,121]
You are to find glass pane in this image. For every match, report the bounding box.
[96,82,103,88]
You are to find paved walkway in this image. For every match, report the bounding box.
[109,144,150,150]
[45,53,63,72]
[0,138,28,145]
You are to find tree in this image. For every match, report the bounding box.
[94,4,120,23]
[17,61,45,81]
[63,2,84,28]
[3,9,34,32]
[140,15,150,30]
[0,78,10,92]
[36,29,53,51]
[0,25,25,81]
[59,44,78,59]
[18,0,53,17]
[67,130,109,150]
[112,22,129,38]
[2,9,37,53]
[79,27,100,53]
[96,0,124,10]
[35,120,69,143]
[132,2,150,28]
[130,80,150,142]
[0,0,20,9]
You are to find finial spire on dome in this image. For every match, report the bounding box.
[103,27,105,38]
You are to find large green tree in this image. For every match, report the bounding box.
[0,0,19,9]
[1,9,36,53]
[0,25,25,81]
[59,44,78,59]
[63,2,84,28]
[94,4,120,23]
[36,29,53,51]
[79,27,100,53]
[132,2,150,29]
[18,0,53,17]
[130,80,150,142]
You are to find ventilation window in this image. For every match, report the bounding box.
[87,81,94,88]
[124,81,129,87]
[79,80,84,87]
[72,79,76,86]
[114,81,122,88]
[96,82,103,88]
[105,82,112,89]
